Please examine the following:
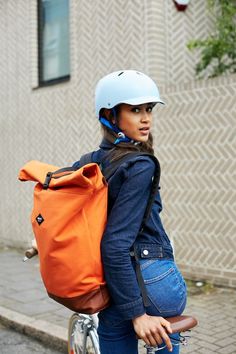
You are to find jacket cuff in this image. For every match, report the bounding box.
[116,297,146,321]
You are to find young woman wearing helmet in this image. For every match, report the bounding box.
[74,70,187,353]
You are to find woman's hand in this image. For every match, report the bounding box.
[132,313,173,352]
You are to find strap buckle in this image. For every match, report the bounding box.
[43,172,53,189]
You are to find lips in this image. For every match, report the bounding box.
[139,127,150,136]
[139,127,150,133]
[139,127,150,131]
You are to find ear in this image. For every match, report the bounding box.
[103,109,111,119]
[103,109,115,124]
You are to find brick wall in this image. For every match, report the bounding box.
[157,76,236,288]
[0,0,235,287]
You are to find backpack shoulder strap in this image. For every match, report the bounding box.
[79,152,94,167]
[103,152,155,179]
[79,149,107,167]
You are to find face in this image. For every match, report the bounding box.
[115,103,154,142]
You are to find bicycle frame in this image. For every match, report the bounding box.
[68,313,100,354]
[80,314,99,354]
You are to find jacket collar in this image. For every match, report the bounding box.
[99,138,114,150]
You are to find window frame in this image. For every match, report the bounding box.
[37,0,70,87]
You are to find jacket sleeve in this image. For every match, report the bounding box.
[101,158,156,320]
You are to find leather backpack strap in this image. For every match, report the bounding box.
[136,154,160,228]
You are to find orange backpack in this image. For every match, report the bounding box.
[18,160,110,314]
[19,152,160,314]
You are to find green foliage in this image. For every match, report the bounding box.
[187,0,236,78]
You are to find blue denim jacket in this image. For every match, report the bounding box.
[73,139,174,320]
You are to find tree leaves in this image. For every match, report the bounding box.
[187,0,236,78]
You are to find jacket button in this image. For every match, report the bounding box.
[143,249,149,256]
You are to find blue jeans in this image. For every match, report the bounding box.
[98,259,187,354]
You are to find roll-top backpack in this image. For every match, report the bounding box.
[18,152,160,314]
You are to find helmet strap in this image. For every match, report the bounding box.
[99,116,120,134]
[114,133,131,145]
[99,115,132,145]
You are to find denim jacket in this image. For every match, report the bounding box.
[73,139,174,320]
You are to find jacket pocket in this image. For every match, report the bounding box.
[141,259,187,316]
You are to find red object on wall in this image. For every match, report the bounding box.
[173,0,189,12]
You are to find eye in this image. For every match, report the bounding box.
[131,107,140,113]
[146,106,153,113]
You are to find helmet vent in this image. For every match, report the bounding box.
[118,71,124,76]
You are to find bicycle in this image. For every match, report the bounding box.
[24,247,198,354]
[67,311,197,354]
[68,313,100,354]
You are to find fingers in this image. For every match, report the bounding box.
[159,319,173,351]
[145,331,162,347]
[132,314,173,352]
[152,327,172,352]
[158,326,173,352]
[161,318,173,334]
[141,327,173,352]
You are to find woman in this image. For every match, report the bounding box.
[76,70,187,353]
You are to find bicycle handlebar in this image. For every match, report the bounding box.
[23,247,38,262]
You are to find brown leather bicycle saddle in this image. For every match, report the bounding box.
[168,315,198,333]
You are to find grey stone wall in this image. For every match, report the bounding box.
[0,0,235,287]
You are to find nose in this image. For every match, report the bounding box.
[141,110,151,122]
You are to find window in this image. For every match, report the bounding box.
[38,0,70,85]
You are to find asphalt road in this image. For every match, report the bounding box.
[0,323,65,354]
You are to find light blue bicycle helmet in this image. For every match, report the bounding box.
[95,70,164,144]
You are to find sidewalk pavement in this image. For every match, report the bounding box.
[0,248,236,354]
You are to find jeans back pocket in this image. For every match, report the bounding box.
[140,259,187,316]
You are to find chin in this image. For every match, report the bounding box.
[137,136,149,143]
